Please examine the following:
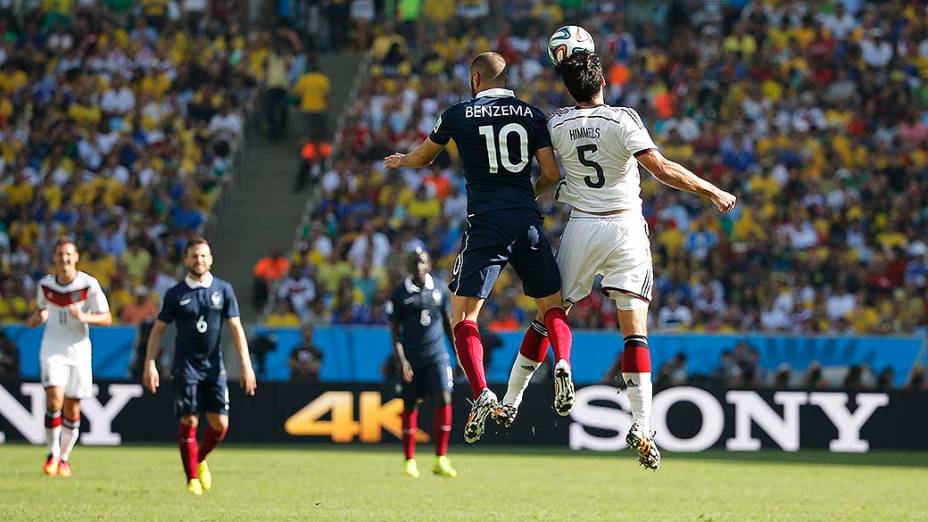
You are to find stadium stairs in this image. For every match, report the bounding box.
[211,53,364,322]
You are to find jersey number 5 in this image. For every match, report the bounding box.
[478,124,528,174]
[577,144,605,188]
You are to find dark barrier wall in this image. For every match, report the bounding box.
[1,380,924,451]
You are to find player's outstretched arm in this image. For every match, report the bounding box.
[637,149,737,212]
[383,138,446,169]
[533,146,561,198]
[26,309,48,328]
[142,320,169,394]
[227,316,257,396]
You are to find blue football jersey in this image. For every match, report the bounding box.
[387,275,450,368]
[429,88,551,216]
[158,274,240,379]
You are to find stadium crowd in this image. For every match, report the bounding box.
[282,0,928,337]
[0,3,258,324]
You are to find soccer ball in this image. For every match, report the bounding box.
[547,25,595,67]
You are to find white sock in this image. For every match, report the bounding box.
[46,411,61,458]
[60,417,80,462]
[622,372,652,433]
[503,353,541,407]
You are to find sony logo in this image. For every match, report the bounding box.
[570,386,888,453]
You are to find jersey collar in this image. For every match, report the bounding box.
[404,274,434,293]
[185,272,214,289]
[475,88,515,99]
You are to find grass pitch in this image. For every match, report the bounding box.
[1,444,926,521]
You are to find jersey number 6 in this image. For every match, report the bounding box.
[577,144,605,188]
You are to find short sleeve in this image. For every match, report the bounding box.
[223,284,241,319]
[428,107,455,145]
[620,108,657,155]
[157,291,176,324]
[88,279,110,314]
[36,283,47,310]
[530,109,552,151]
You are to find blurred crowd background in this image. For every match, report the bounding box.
[276,0,928,338]
[0,1,926,386]
[0,2,260,324]
[0,0,928,340]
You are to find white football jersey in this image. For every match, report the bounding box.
[36,271,110,358]
[547,105,657,213]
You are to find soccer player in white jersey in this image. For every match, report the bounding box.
[26,237,112,477]
[497,51,736,470]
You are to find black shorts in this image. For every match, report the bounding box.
[173,373,230,417]
[402,360,453,405]
[449,209,561,299]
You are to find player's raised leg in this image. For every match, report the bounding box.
[498,320,549,427]
[450,295,498,443]
[616,303,660,470]
[535,293,574,416]
[43,385,64,476]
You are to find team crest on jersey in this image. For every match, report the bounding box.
[210,291,223,308]
[432,289,442,303]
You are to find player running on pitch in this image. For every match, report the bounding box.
[28,237,112,477]
[389,248,458,478]
[142,237,257,495]
[498,51,737,470]
[384,52,574,444]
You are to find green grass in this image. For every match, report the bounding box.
[2,444,927,521]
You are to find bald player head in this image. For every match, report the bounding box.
[469,52,508,97]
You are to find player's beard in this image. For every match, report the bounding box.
[190,264,210,278]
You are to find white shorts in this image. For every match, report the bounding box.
[557,212,653,310]
[41,353,93,399]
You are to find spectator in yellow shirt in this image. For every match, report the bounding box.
[293,61,330,141]
[266,299,301,327]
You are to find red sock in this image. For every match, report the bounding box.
[198,425,228,463]
[622,335,652,372]
[177,423,199,480]
[453,320,487,398]
[434,404,452,456]
[544,308,572,364]
[519,320,549,363]
[401,409,418,460]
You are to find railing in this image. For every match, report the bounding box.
[203,105,255,244]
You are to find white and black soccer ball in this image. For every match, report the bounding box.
[547,25,595,67]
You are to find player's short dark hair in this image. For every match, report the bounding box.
[54,236,77,252]
[185,237,210,255]
[559,51,603,104]
[470,52,508,87]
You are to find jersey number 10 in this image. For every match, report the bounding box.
[478,124,528,174]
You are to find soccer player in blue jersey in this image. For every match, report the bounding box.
[388,248,457,478]
[384,52,575,444]
[142,237,257,495]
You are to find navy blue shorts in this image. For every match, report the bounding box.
[449,209,561,299]
[402,360,453,405]
[173,373,230,417]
